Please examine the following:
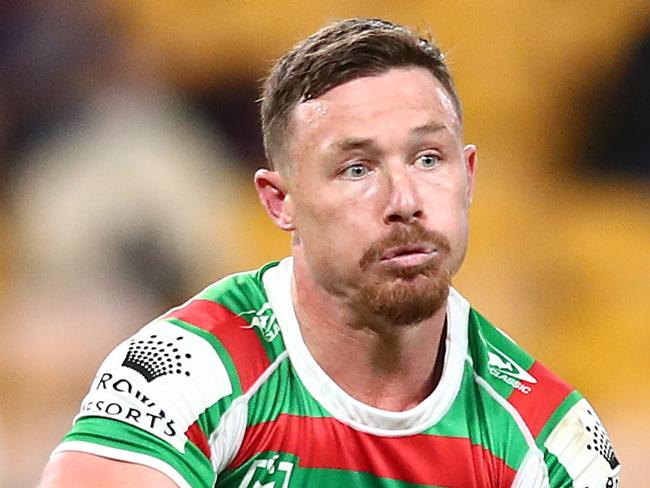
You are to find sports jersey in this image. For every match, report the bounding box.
[53,258,621,487]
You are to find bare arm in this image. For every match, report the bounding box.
[39,452,179,488]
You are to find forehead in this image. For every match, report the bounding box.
[289,67,461,150]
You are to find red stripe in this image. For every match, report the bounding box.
[164,299,271,392]
[228,414,516,486]
[507,361,573,437]
[185,421,211,459]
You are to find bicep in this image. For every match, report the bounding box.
[40,451,179,488]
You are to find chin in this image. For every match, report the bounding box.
[355,270,450,326]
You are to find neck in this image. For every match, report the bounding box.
[291,255,448,412]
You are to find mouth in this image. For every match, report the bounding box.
[380,244,437,266]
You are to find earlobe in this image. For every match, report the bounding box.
[254,169,295,231]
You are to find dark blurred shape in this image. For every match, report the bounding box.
[0,1,119,184]
[116,224,186,308]
[188,80,266,169]
[586,28,650,181]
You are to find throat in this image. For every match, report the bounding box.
[290,252,449,411]
[350,321,448,411]
[299,303,449,412]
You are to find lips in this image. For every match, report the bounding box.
[380,244,436,261]
[358,223,451,272]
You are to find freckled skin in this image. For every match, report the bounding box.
[286,67,475,304]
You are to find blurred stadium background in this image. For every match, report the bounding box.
[0,1,648,486]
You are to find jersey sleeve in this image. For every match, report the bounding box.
[539,396,621,487]
[52,318,246,488]
[467,309,621,487]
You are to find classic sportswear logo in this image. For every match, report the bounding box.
[487,343,536,394]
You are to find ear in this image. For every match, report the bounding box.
[254,169,295,231]
[463,144,478,204]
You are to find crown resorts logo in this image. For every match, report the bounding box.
[122,334,193,382]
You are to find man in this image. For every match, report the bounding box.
[41,18,620,487]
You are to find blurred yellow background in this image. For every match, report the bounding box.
[0,1,648,486]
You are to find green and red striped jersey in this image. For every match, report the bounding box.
[53,258,620,487]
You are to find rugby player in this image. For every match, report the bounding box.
[41,18,620,487]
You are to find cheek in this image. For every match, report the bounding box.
[423,171,467,212]
[422,178,470,241]
[295,195,374,265]
[299,180,378,228]
[441,196,471,265]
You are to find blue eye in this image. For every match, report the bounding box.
[341,164,370,179]
[416,154,439,169]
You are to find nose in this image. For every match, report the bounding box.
[383,167,423,224]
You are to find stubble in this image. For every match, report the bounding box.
[353,223,452,327]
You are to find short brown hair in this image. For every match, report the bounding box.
[260,18,462,169]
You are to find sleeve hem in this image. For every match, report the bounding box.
[51,440,192,488]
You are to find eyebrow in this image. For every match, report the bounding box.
[410,121,447,136]
[332,137,380,153]
[328,121,449,154]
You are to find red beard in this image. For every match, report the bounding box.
[354,222,451,326]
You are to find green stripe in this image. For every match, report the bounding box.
[247,357,527,472]
[247,359,330,426]
[281,362,331,417]
[535,390,582,447]
[423,363,528,471]
[217,452,437,488]
[64,417,214,488]
[246,361,525,476]
[196,394,236,451]
[197,262,279,306]
[291,466,438,487]
[543,450,573,486]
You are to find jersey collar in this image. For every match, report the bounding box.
[263,257,469,436]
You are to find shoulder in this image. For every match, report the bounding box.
[89,260,286,417]
[464,306,621,486]
[466,307,575,438]
[54,262,290,486]
[161,261,287,393]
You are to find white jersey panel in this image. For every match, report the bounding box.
[544,398,621,486]
[74,319,232,452]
